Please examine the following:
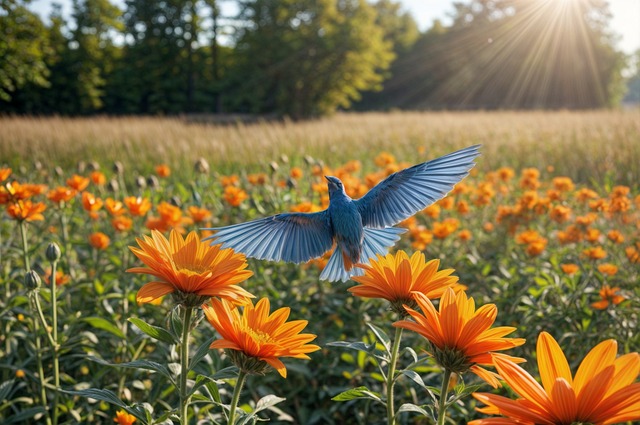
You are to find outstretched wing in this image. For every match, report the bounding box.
[202,211,333,264]
[355,145,480,228]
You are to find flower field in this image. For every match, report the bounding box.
[0,111,639,424]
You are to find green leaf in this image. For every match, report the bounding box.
[187,374,220,398]
[81,317,125,339]
[62,389,148,423]
[331,386,382,403]
[3,407,46,424]
[366,322,391,353]
[396,403,431,418]
[170,306,183,339]
[188,336,216,371]
[89,357,175,383]
[237,394,286,425]
[128,317,177,345]
[212,366,239,380]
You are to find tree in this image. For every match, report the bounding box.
[229,0,394,118]
[0,0,50,102]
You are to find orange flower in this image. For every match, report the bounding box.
[66,175,90,191]
[575,213,598,227]
[583,246,606,260]
[552,176,574,192]
[432,218,459,239]
[591,285,625,310]
[290,202,322,213]
[89,232,110,250]
[105,198,125,216]
[470,332,640,425]
[560,263,579,275]
[515,230,542,245]
[584,227,601,243]
[423,204,441,218]
[497,167,515,181]
[597,263,618,276]
[458,229,472,241]
[351,251,463,315]
[520,168,540,190]
[375,152,395,167]
[82,192,103,212]
[626,243,640,264]
[90,171,106,186]
[220,175,239,187]
[410,227,433,250]
[456,200,470,214]
[607,230,624,244]
[155,164,171,178]
[112,216,133,232]
[549,205,571,223]
[113,410,136,425]
[127,230,253,306]
[1,181,46,203]
[247,173,267,185]
[575,188,598,202]
[124,196,152,216]
[6,200,46,222]
[203,297,320,378]
[525,238,547,257]
[394,289,525,388]
[187,206,212,223]
[47,187,77,204]
[224,186,248,207]
[44,269,71,286]
[290,167,303,179]
[0,167,11,182]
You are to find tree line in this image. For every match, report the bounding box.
[0,0,632,118]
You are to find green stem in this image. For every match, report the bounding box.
[180,306,193,425]
[59,213,75,280]
[228,370,248,425]
[50,261,60,425]
[437,368,452,425]
[386,326,403,425]
[19,221,30,272]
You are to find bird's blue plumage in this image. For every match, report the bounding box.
[203,145,480,282]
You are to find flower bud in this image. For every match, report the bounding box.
[25,270,42,291]
[87,161,100,171]
[113,161,124,175]
[269,161,279,172]
[170,196,182,208]
[77,161,86,173]
[46,243,62,262]
[107,179,119,192]
[147,175,159,189]
[135,176,147,189]
[194,158,210,174]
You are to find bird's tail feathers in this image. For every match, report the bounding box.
[320,226,406,283]
[320,249,359,283]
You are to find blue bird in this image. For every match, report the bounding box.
[203,145,480,282]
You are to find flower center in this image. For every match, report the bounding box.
[246,326,276,345]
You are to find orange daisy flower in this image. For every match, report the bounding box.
[90,171,106,186]
[0,167,11,182]
[560,263,579,275]
[81,192,103,212]
[105,198,125,216]
[394,289,525,388]
[591,285,625,310]
[112,216,133,232]
[89,232,110,250]
[66,175,90,191]
[127,230,254,307]
[187,205,211,223]
[113,410,136,425]
[155,164,171,178]
[583,246,607,260]
[223,186,248,207]
[44,269,71,286]
[203,297,320,378]
[6,200,46,222]
[47,187,77,204]
[350,251,463,315]
[124,196,152,216]
[470,332,640,425]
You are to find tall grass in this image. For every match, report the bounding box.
[1,110,639,185]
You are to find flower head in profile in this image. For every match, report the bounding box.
[6,200,47,222]
[89,232,110,250]
[203,297,320,378]
[113,410,136,425]
[127,230,254,307]
[394,289,525,388]
[470,332,640,425]
[351,251,464,315]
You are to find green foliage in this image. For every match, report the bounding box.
[0,0,51,101]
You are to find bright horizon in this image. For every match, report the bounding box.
[28,0,640,55]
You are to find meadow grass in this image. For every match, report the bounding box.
[1,110,639,186]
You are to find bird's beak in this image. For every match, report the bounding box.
[324,176,330,183]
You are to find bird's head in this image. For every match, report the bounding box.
[325,176,345,195]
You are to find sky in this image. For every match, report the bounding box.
[30,0,640,54]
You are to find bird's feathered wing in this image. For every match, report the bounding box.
[203,211,333,263]
[355,145,481,228]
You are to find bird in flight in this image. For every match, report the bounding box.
[204,145,480,282]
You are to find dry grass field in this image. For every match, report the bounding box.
[1,110,639,185]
